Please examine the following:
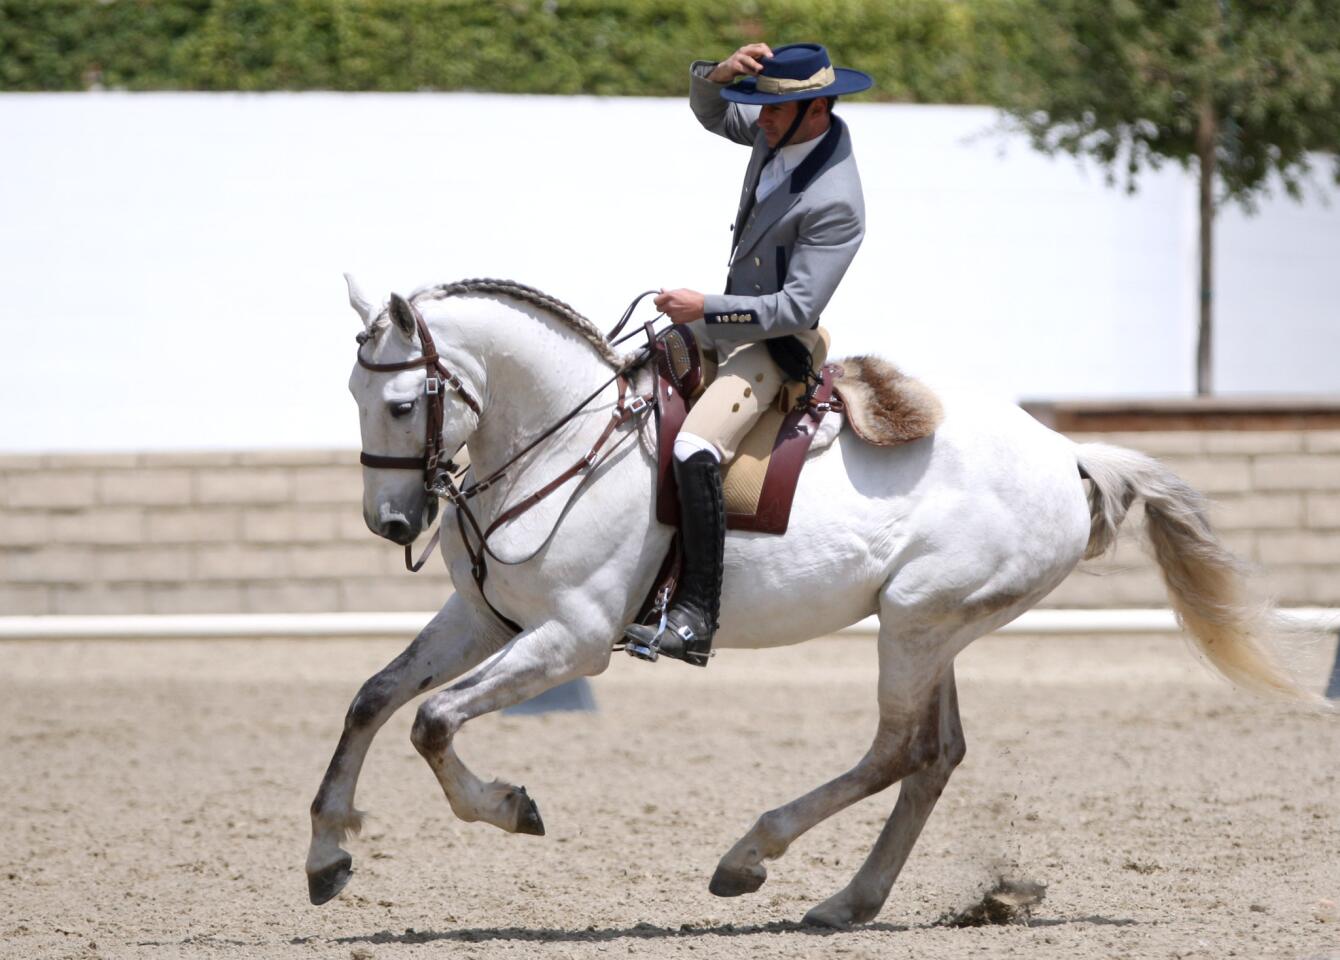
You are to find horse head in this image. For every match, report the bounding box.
[345,274,478,545]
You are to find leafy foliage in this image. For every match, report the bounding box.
[993,0,1340,205]
[0,0,1021,102]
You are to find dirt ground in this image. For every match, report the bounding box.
[2,633,1338,960]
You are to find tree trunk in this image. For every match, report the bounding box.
[1195,96,1216,396]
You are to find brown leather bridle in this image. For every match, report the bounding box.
[356,308,479,489]
[355,303,653,634]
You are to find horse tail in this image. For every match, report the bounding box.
[1075,442,1329,708]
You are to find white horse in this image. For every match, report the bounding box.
[307,277,1320,927]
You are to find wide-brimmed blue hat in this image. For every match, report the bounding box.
[721,43,873,104]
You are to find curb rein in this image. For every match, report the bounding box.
[355,305,655,634]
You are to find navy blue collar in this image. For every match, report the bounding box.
[788,115,844,194]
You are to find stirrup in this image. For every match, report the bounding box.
[625,638,660,663]
[623,608,670,663]
[624,620,714,666]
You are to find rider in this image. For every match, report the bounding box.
[624,42,873,666]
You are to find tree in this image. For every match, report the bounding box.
[993,0,1340,395]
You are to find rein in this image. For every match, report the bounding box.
[356,295,656,634]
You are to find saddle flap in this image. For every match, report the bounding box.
[652,358,841,536]
[724,362,841,533]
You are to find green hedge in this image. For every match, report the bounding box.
[0,0,1027,103]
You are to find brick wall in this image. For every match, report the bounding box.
[0,451,444,615]
[2,432,1338,616]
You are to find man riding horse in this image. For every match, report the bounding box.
[623,41,873,666]
[319,41,1316,920]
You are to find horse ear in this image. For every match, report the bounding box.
[388,293,421,341]
[344,272,374,329]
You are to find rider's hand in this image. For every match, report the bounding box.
[707,43,774,85]
[655,288,705,324]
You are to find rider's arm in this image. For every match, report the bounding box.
[699,198,863,344]
[689,61,761,147]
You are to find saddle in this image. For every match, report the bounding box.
[649,324,943,535]
[628,324,943,631]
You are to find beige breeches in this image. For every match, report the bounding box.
[683,327,828,464]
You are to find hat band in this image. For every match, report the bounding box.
[754,64,835,95]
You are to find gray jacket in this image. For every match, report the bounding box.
[689,60,866,348]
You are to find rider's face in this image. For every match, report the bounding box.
[758,102,801,148]
[758,99,826,149]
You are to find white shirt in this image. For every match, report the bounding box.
[754,132,825,203]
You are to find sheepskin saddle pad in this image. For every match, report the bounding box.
[831,355,943,447]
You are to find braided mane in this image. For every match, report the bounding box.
[369,278,627,370]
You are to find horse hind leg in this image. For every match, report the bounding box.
[708,635,954,900]
[803,667,965,927]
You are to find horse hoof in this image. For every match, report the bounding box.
[513,788,545,836]
[803,891,878,928]
[802,903,853,929]
[307,853,353,905]
[708,863,767,897]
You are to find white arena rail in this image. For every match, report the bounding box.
[849,607,1340,636]
[0,608,1335,640]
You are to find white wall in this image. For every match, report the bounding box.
[2,92,1337,452]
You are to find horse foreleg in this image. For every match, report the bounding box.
[306,594,506,904]
[803,669,965,927]
[410,618,608,835]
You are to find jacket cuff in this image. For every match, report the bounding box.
[690,59,723,82]
[702,294,760,330]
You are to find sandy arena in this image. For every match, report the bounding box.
[3,633,1338,960]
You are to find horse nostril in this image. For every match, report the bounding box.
[382,518,413,544]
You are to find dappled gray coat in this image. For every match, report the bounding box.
[689,60,866,351]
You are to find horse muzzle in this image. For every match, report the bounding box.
[368,497,438,545]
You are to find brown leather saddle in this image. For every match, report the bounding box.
[650,323,841,536]
[627,323,840,631]
[625,323,845,633]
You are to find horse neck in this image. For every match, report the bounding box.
[440,300,621,486]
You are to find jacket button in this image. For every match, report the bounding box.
[753,256,761,267]
[754,283,762,291]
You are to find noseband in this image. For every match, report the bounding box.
[356,311,480,493]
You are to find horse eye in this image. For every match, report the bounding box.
[389,400,415,419]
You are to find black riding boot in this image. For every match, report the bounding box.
[624,450,725,667]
